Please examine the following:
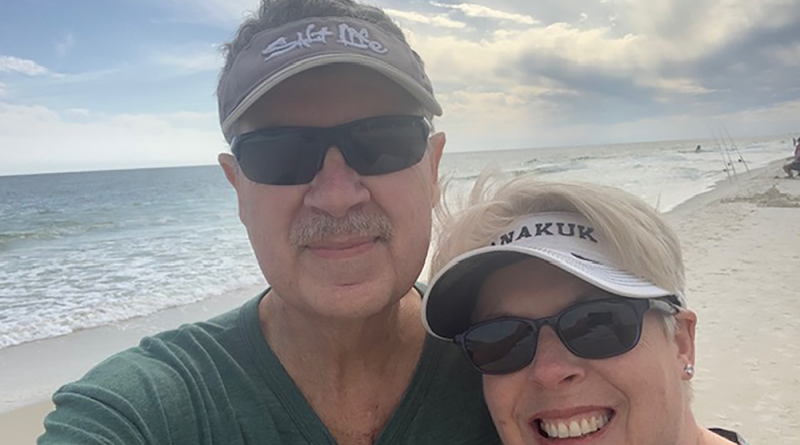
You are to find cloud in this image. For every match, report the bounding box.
[639,77,717,95]
[430,2,539,25]
[0,55,54,76]
[397,0,799,151]
[65,108,90,117]
[150,45,224,74]
[0,82,5,97]
[716,98,800,132]
[55,68,123,84]
[0,102,225,176]
[56,32,76,57]
[764,42,800,67]
[411,0,799,109]
[3,0,797,173]
[385,9,467,29]
[408,23,646,88]
[438,94,799,153]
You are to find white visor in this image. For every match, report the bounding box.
[422,212,683,340]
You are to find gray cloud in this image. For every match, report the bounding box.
[503,1,800,126]
[510,54,663,124]
[675,19,800,105]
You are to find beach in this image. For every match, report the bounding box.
[2,157,799,444]
[669,159,800,444]
[0,285,262,444]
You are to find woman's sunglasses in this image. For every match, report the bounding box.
[455,297,679,375]
[231,115,431,185]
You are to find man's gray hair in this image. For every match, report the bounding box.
[431,172,687,300]
[218,0,408,93]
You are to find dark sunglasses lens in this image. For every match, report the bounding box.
[462,320,537,374]
[344,119,427,175]
[558,300,642,359]
[235,133,322,185]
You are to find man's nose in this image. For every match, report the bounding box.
[303,147,371,218]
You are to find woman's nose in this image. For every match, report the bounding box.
[524,326,586,389]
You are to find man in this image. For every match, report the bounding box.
[783,139,800,178]
[38,0,500,444]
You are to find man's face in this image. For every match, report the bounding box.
[219,65,445,319]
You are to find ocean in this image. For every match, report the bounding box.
[0,134,793,349]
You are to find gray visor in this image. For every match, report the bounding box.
[217,17,442,141]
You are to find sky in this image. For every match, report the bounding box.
[1,0,799,175]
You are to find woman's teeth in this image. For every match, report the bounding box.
[540,413,610,439]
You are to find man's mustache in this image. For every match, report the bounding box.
[290,209,394,246]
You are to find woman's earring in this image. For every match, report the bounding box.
[683,363,695,378]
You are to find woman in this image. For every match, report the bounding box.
[422,177,748,445]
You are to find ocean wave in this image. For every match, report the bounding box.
[0,270,264,350]
[0,220,118,246]
[0,139,789,349]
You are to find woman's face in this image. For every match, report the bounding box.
[474,258,696,445]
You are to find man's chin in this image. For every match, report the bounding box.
[293,279,406,320]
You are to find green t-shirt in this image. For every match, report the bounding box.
[39,291,500,445]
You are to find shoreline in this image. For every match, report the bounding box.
[3,157,798,444]
[0,284,265,444]
[667,158,788,217]
[0,285,264,411]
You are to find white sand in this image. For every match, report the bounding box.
[2,159,799,444]
[668,160,800,444]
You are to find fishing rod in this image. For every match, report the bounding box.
[712,128,733,183]
[717,124,739,184]
[721,124,750,174]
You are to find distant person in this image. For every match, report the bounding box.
[696,144,702,152]
[783,140,800,178]
[38,0,501,444]
[423,178,749,444]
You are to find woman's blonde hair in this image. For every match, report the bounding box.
[431,171,687,302]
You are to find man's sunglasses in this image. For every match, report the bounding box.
[455,297,679,375]
[231,115,431,185]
